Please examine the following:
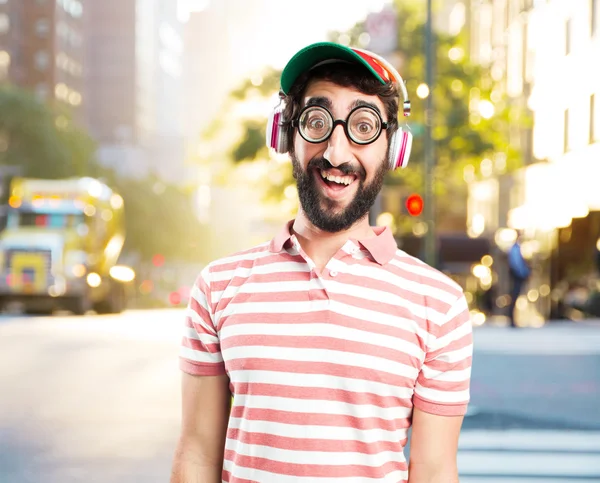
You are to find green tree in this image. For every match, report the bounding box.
[0,85,207,264]
[328,2,526,232]
[89,167,210,264]
[0,85,96,179]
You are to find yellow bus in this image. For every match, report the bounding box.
[0,177,135,315]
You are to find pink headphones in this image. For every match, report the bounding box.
[266,47,413,170]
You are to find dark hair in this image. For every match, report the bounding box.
[282,62,400,154]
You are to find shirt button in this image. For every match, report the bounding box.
[329,270,338,277]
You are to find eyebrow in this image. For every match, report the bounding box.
[304,96,332,110]
[303,97,385,119]
[350,99,383,117]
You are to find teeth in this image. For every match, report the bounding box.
[320,170,353,186]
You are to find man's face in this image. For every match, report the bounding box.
[290,80,389,233]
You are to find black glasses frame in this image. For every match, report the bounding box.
[292,104,389,146]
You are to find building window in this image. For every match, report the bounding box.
[35,19,50,38]
[61,0,83,18]
[55,82,69,101]
[564,108,570,153]
[34,50,50,71]
[0,13,9,35]
[0,50,10,80]
[68,90,82,106]
[69,30,82,48]
[57,21,67,39]
[0,50,9,67]
[565,19,572,55]
[71,2,83,18]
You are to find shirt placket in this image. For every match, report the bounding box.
[289,236,328,302]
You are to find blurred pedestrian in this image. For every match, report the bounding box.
[507,232,531,327]
[171,42,473,483]
[595,237,600,275]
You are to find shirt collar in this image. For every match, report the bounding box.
[356,225,397,265]
[269,220,397,265]
[269,220,296,253]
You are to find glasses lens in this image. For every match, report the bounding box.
[299,106,332,143]
[348,107,382,144]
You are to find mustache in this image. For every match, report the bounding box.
[307,157,366,178]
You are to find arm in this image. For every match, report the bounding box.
[172,266,230,482]
[408,408,463,483]
[170,372,231,483]
[410,293,473,483]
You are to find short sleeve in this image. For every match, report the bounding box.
[179,266,226,376]
[413,294,473,416]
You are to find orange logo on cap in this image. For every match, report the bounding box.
[352,49,393,83]
[371,59,391,82]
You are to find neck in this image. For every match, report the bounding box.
[291,209,375,272]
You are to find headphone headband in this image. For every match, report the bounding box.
[352,47,411,117]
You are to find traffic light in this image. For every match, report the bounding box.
[152,254,165,267]
[405,193,424,216]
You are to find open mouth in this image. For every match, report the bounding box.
[317,169,357,190]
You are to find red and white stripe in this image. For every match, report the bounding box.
[180,232,473,482]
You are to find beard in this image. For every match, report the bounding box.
[291,153,388,233]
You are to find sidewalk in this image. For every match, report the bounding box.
[472,320,600,354]
[480,315,600,329]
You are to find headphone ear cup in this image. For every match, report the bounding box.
[266,106,289,154]
[388,127,413,169]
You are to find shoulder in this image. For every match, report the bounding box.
[196,241,278,289]
[387,252,472,345]
[388,249,464,299]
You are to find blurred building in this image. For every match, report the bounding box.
[84,0,136,145]
[86,0,189,184]
[0,0,85,122]
[183,7,235,151]
[466,0,600,322]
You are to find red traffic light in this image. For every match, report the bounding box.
[152,254,165,267]
[406,194,424,216]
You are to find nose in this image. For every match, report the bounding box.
[323,124,353,167]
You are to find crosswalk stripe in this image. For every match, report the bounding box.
[459,451,600,477]
[459,430,600,451]
[458,430,600,481]
[460,479,594,482]
[472,328,600,355]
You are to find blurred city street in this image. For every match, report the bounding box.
[0,311,599,483]
[0,0,600,480]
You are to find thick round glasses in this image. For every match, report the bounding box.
[292,105,389,145]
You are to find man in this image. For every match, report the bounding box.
[595,237,600,275]
[507,232,530,327]
[171,42,473,483]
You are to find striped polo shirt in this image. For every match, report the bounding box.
[180,221,473,483]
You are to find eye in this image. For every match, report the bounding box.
[349,107,381,142]
[356,121,374,134]
[309,117,326,131]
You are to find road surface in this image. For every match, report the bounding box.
[1,310,599,482]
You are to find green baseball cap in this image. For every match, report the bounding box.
[280,42,397,95]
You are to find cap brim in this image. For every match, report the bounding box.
[280,42,387,95]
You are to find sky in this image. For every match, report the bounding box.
[178,0,396,136]
[178,0,393,76]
